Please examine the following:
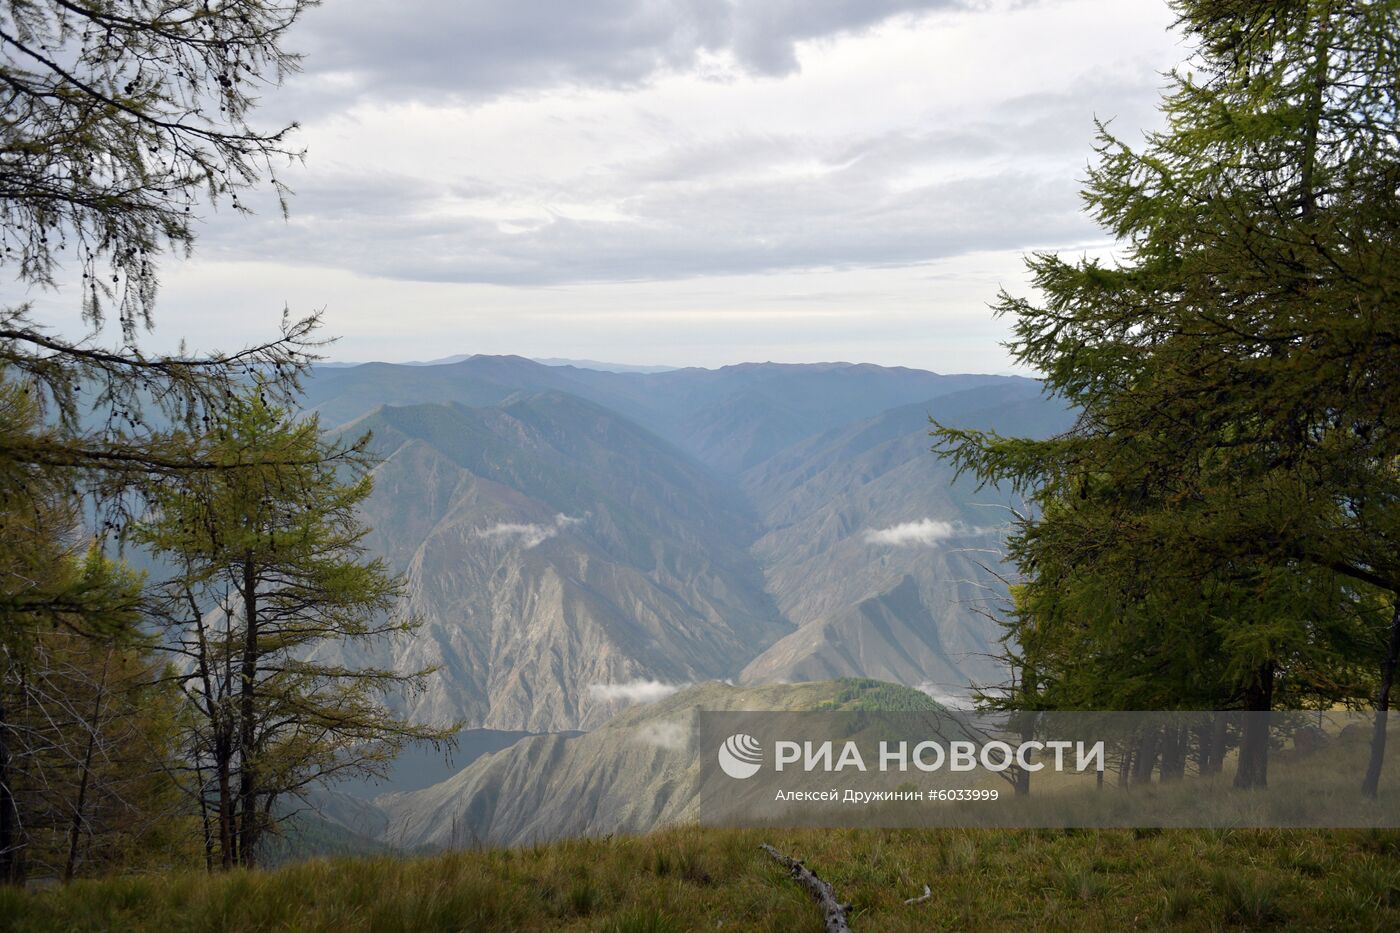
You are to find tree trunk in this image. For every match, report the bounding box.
[1362,603,1400,799]
[1298,0,1332,219]
[1234,662,1275,789]
[1193,720,1211,774]
[1013,711,1036,796]
[194,755,214,873]
[1160,724,1188,781]
[216,725,235,869]
[1131,726,1162,784]
[191,589,236,869]
[64,647,112,882]
[760,843,851,933]
[1205,713,1229,776]
[236,558,260,867]
[0,693,19,886]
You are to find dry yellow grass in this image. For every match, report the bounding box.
[4,824,1400,931]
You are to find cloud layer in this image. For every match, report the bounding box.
[205,0,1173,297]
[864,518,959,546]
[588,679,688,704]
[27,1,1184,370]
[477,513,584,549]
[291,1,974,110]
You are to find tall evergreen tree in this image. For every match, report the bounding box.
[136,390,455,869]
[1,0,327,536]
[2,3,325,876]
[934,1,1399,789]
[0,379,180,883]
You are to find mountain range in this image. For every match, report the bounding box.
[301,355,1073,734]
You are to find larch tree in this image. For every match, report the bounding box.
[0,379,178,884]
[1,0,327,486]
[135,390,456,869]
[933,0,1399,790]
[0,1,363,881]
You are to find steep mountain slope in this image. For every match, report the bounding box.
[737,383,1075,696]
[373,679,938,848]
[301,357,1074,727]
[320,393,790,732]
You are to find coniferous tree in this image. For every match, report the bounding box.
[1,0,328,553]
[136,390,456,869]
[2,2,326,876]
[934,1,1399,789]
[6,627,193,882]
[0,379,186,883]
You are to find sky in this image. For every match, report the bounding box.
[18,0,1187,373]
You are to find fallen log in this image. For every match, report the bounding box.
[759,843,853,933]
[904,884,932,905]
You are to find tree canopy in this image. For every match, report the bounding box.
[934,0,1400,790]
[136,391,455,868]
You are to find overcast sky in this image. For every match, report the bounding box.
[22,0,1186,373]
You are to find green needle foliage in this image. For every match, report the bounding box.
[1,0,329,525]
[933,0,1399,790]
[135,389,456,870]
[1,0,316,330]
[0,379,186,884]
[1,1,449,883]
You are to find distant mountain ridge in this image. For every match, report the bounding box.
[304,356,1029,473]
[321,355,678,373]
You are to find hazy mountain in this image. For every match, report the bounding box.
[304,356,1024,473]
[302,355,642,430]
[296,356,1070,734]
[531,357,678,374]
[368,354,675,372]
[738,383,1075,697]
[670,363,1020,473]
[334,729,545,799]
[318,393,790,732]
[371,679,938,849]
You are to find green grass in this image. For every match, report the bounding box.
[4,825,1400,931]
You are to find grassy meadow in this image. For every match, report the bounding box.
[4,824,1400,932]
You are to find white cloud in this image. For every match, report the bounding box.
[588,679,687,704]
[864,518,959,546]
[631,720,689,751]
[477,513,584,549]
[18,0,1184,372]
[915,682,973,709]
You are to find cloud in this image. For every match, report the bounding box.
[211,40,1164,287]
[286,1,977,112]
[191,0,1176,294]
[588,679,687,704]
[477,513,583,549]
[210,150,1093,286]
[864,518,959,546]
[915,682,974,709]
[631,720,689,751]
[127,0,1181,370]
